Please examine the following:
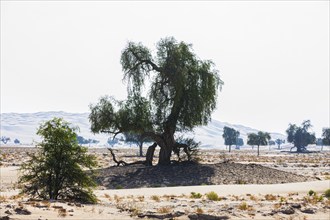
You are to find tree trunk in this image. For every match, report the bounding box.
[139,142,143,157]
[229,145,231,152]
[257,145,260,156]
[158,145,172,165]
[145,143,157,166]
[158,133,174,165]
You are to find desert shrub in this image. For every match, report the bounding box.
[324,189,330,199]
[19,118,98,204]
[151,195,160,202]
[238,202,248,210]
[157,206,172,213]
[206,191,220,201]
[308,190,316,196]
[265,194,277,201]
[190,192,202,199]
[196,207,204,214]
[173,136,200,162]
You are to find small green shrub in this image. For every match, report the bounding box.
[308,190,316,196]
[190,192,202,199]
[324,189,330,199]
[238,202,248,210]
[206,191,220,201]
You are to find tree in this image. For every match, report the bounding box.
[123,132,152,157]
[247,131,271,156]
[89,37,223,165]
[286,120,316,152]
[1,136,10,144]
[19,118,98,203]
[275,139,285,150]
[14,139,20,144]
[77,136,99,146]
[322,128,330,146]
[222,126,239,152]
[235,138,244,149]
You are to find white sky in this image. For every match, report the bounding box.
[1,1,329,136]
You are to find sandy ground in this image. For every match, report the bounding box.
[1,147,330,220]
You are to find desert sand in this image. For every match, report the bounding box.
[1,146,330,220]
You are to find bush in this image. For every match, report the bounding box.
[324,189,330,199]
[19,118,98,203]
[190,192,202,199]
[308,190,316,196]
[206,191,220,201]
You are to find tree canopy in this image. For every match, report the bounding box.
[19,118,98,203]
[90,37,223,165]
[222,126,240,152]
[247,131,271,156]
[286,120,316,152]
[322,128,330,146]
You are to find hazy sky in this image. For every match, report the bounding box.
[1,1,329,136]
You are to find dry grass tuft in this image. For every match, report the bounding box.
[196,207,204,214]
[265,194,277,201]
[58,208,67,218]
[151,195,160,202]
[157,206,172,213]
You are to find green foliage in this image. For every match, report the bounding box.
[324,189,330,199]
[206,191,220,201]
[222,126,240,152]
[90,37,222,165]
[77,136,99,145]
[275,139,285,149]
[286,120,316,152]
[190,192,202,199]
[308,190,316,196]
[19,118,98,204]
[236,138,244,146]
[322,128,330,146]
[174,136,200,161]
[247,131,271,156]
[247,132,271,146]
[1,136,10,144]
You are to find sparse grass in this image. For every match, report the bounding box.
[206,191,220,201]
[0,195,7,202]
[238,202,248,210]
[138,196,144,202]
[190,192,202,199]
[265,194,277,201]
[273,203,282,209]
[237,179,247,184]
[151,195,160,202]
[279,196,287,203]
[116,202,141,216]
[157,206,172,213]
[303,194,323,205]
[10,193,24,200]
[249,195,258,201]
[58,208,67,218]
[41,200,51,208]
[104,193,111,200]
[196,207,204,214]
[114,194,122,203]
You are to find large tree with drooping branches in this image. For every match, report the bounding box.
[89,37,223,165]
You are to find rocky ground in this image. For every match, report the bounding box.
[1,146,330,220]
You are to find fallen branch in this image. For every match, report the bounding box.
[107,148,145,166]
